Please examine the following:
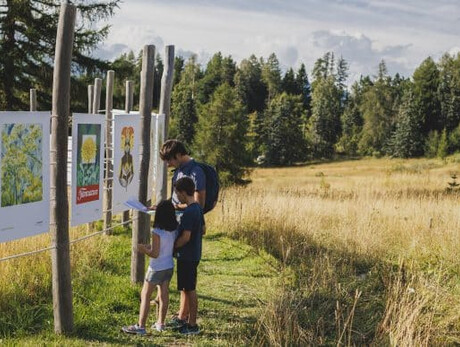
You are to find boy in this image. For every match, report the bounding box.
[171,176,205,335]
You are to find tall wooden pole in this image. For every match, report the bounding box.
[158,45,175,202]
[30,88,37,111]
[88,85,94,113]
[93,77,102,114]
[122,80,134,225]
[131,45,155,283]
[103,71,115,234]
[50,2,76,334]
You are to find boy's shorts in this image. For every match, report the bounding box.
[177,260,199,291]
[145,267,173,285]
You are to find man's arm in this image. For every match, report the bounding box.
[195,189,206,209]
[175,230,191,249]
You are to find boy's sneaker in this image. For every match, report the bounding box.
[152,322,166,332]
[166,316,186,330]
[179,323,200,335]
[121,324,146,335]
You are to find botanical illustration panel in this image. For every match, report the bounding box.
[71,114,105,226]
[112,114,140,214]
[0,112,50,243]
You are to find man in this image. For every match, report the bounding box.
[159,139,206,210]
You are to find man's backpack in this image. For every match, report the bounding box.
[173,160,219,214]
[195,162,219,213]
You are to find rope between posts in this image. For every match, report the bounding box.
[0,217,136,263]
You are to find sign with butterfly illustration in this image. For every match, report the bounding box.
[0,112,50,243]
[112,113,141,214]
[71,113,105,226]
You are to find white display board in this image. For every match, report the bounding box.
[148,114,165,203]
[0,112,50,243]
[112,113,141,214]
[70,114,105,226]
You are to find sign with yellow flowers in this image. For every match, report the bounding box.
[0,112,50,243]
[71,113,105,226]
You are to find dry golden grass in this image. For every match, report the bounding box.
[207,156,460,345]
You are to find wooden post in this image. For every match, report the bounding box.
[50,2,76,334]
[93,78,102,114]
[103,71,115,234]
[88,85,94,113]
[131,45,155,283]
[30,88,37,111]
[158,45,175,202]
[122,80,133,225]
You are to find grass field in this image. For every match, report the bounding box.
[1,156,460,345]
[207,156,460,345]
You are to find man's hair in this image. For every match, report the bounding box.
[160,139,189,161]
[174,177,195,196]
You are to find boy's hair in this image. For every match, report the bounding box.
[160,139,189,161]
[153,199,178,232]
[175,177,195,197]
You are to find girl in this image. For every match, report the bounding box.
[122,199,178,335]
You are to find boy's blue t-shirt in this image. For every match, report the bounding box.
[176,202,204,262]
[171,159,206,206]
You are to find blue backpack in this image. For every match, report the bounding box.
[173,161,219,214]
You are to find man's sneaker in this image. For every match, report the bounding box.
[179,323,200,335]
[166,316,186,330]
[152,322,166,332]
[121,324,146,335]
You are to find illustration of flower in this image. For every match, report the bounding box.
[120,127,134,150]
[81,136,97,164]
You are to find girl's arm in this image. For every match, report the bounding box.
[138,233,160,258]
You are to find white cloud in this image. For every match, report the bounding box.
[99,0,460,83]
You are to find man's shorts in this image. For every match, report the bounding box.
[145,267,173,285]
[177,260,199,291]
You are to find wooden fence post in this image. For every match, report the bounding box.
[103,71,115,234]
[50,2,76,334]
[158,45,175,202]
[93,77,102,114]
[131,45,155,283]
[122,80,133,225]
[30,88,37,111]
[88,85,94,114]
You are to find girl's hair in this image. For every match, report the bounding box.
[153,199,178,232]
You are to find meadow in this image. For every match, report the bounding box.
[207,157,460,345]
[1,157,460,346]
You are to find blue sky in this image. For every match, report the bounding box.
[96,0,460,82]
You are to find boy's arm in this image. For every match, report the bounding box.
[138,233,160,258]
[175,230,191,249]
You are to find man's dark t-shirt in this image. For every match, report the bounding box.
[176,202,205,262]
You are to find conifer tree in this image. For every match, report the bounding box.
[234,55,267,113]
[264,92,306,165]
[170,56,200,145]
[391,89,424,158]
[412,57,441,134]
[261,53,282,103]
[0,0,120,110]
[193,83,248,185]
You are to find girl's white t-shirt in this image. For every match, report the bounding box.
[149,228,177,271]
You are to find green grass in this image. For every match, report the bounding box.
[1,228,280,346]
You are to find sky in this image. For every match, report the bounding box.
[95,0,460,83]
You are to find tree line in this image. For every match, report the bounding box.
[2,2,460,186]
[109,50,460,185]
